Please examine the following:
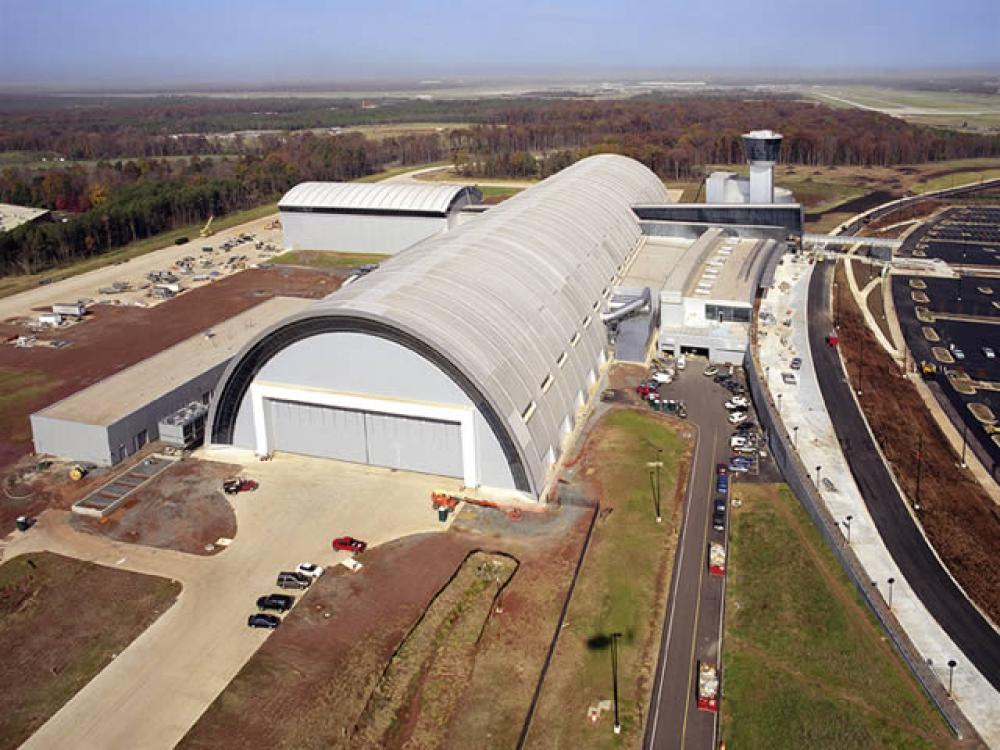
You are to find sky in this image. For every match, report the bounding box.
[1,0,998,89]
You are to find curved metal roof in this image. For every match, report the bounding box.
[279,181,476,215]
[212,155,670,496]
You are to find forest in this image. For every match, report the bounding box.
[2,94,999,277]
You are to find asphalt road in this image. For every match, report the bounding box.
[808,260,1000,691]
[645,363,737,750]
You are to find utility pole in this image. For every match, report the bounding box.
[947,659,957,695]
[858,333,865,396]
[656,448,662,523]
[887,576,896,610]
[960,422,968,469]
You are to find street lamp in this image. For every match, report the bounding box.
[887,577,896,610]
[844,514,853,545]
[793,425,799,449]
[649,469,660,524]
[947,659,957,695]
[656,448,663,523]
[815,465,822,486]
[777,393,783,414]
[960,422,968,469]
[611,632,622,734]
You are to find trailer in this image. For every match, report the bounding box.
[52,302,85,317]
[708,542,726,577]
[697,662,720,712]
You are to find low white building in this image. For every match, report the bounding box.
[279,182,482,255]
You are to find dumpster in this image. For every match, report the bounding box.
[437,507,449,523]
[15,515,31,532]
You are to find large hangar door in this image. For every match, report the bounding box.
[366,411,463,477]
[266,398,464,479]
[268,400,367,463]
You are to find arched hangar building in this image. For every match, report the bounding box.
[208,155,670,500]
[279,182,482,255]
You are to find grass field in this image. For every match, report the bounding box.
[807,85,1000,132]
[529,408,693,748]
[0,369,57,442]
[721,484,955,749]
[270,249,388,268]
[0,552,180,750]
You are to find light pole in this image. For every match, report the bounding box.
[960,422,968,469]
[834,281,840,330]
[611,632,622,735]
[858,334,865,396]
[777,393,783,414]
[915,435,924,510]
[495,575,504,614]
[947,659,957,695]
[793,425,799,449]
[649,469,660,524]
[887,576,896,610]
[815,465,822,487]
[844,514,853,545]
[656,448,663,523]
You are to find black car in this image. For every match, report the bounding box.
[257,594,295,613]
[712,508,726,532]
[247,613,281,629]
[714,496,727,513]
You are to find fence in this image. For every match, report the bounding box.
[743,345,974,739]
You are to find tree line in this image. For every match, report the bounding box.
[0,131,443,275]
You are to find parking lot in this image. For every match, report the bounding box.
[892,272,1000,468]
[10,450,463,750]
[901,206,1000,266]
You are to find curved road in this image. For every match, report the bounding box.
[808,260,1000,691]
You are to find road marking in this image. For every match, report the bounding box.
[680,430,717,749]
[647,423,701,745]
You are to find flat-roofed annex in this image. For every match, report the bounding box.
[38,296,312,426]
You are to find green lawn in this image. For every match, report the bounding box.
[529,408,692,748]
[722,484,954,749]
[270,249,388,268]
[0,553,180,749]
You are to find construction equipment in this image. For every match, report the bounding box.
[199,215,215,238]
[69,464,89,481]
[919,360,938,380]
[431,490,546,521]
[697,662,720,712]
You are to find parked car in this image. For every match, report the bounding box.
[983,347,996,359]
[332,536,368,554]
[247,613,281,629]
[716,463,727,475]
[716,475,729,493]
[728,463,749,473]
[790,357,802,370]
[953,347,965,360]
[296,563,324,579]
[726,396,749,409]
[728,411,748,424]
[223,478,259,495]
[651,371,674,384]
[276,571,312,590]
[675,354,687,370]
[637,381,659,397]
[257,594,294,613]
[704,365,719,377]
[713,374,732,383]
[781,372,799,386]
[712,509,726,532]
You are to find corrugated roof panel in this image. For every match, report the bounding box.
[279,181,475,214]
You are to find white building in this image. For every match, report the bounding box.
[279,182,482,255]
[706,129,795,205]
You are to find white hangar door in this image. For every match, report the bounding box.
[266,399,464,479]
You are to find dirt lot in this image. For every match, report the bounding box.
[69,459,239,555]
[834,261,1000,624]
[0,551,180,750]
[0,265,339,472]
[179,504,591,749]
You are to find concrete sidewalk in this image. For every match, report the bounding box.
[757,254,999,746]
[1,452,460,750]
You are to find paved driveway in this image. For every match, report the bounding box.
[3,450,461,750]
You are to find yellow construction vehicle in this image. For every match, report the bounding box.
[69,464,88,481]
[199,215,215,237]
[919,360,938,380]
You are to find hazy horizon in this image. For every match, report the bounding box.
[1,0,999,91]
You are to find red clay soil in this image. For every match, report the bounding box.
[69,459,238,555]
[834,261,1000,624]
[180,510,591,750]
[0,266,340,470]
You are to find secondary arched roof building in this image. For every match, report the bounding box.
[210,155,669,499]
[279,181,482,255]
